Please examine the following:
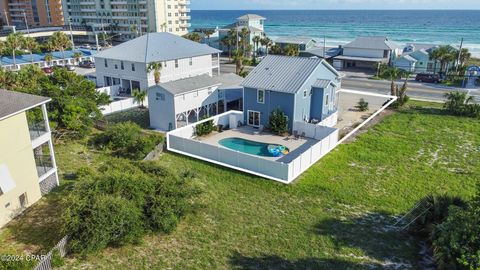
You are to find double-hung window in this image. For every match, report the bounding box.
[257,89,265,104]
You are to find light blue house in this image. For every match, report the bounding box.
[241,55,341,132]
[394,44,442,73]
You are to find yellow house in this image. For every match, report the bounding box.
[0,90,58,228]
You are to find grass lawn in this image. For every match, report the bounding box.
[57,102,479,269]
[1,102,478,269]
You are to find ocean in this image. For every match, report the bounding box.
[190,10,480,57]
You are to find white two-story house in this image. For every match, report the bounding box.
[333,36,401,71]
[94,32,221,96]
[218,14,266,54]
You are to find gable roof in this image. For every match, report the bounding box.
[345,36,399,51]
[94,32,221,63]
[0,90,50,121]
[275,36,316,45]
[241,55,338,94]
[237,14,266,21]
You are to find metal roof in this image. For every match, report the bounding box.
[275,36,316,45]
[334,55,388,63]
[157,74,220,96]
[312,79,332,89]
[344,36,399,51]
[94,32,221,63]
[220,23,263,33]
[402,55,418,62]
[0,89,50,121]
[237,14,266,21]
[0,49,96,66]
[241,55,324,94]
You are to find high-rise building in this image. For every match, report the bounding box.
[63,0,191,41]
[0,0,64,28]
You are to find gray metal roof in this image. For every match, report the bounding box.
[275,36,316,45]
[94,32,221,63]
[344,36,399,51]
[0,89,50,121]
[237,14,266,21]
[241,55,324,93]
[312,79,332,89]
[212,73,244,89]
[157,74,220,96]
[334,55,388,62]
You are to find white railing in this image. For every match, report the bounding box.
[100,97,138,115]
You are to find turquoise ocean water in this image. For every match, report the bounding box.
[190,10,480,56]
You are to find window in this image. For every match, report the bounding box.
[303,89,307,98]
[257,89,265,104]
[120,61,124,70]
[114,64,118,69]
[325,94,329,105]
[131,63,135,71]
[383,50,389,58]
[104,59,108,68]
[19,193,28,208]
[189,57,193,66]
[156,92,165,101]
[175,59,179,68]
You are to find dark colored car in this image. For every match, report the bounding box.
[79,60,95,68]
[415,73,441,83]
[42,67,53,74]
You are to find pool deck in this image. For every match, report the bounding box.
[196,126,319,162]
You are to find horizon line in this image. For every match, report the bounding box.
[190,9,480,11]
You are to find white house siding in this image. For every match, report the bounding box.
[95,57,149,90]
[155,55,214,85]
[148,89,176,131]
[174,86,220,114]
[343,48,387,59]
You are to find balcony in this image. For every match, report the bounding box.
[180,15,191,20]
[180,22,191,28]
[34,154,55,179]
[179,1,191,5]
[29,121,48,141]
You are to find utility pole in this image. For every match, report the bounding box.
[323,36,326,59]
[456,38,464,72]
[236,22,239,51]
[68,17,75,49]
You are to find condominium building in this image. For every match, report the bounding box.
[0,90,59,228]
[0,0,64,28]
[63,0,191,41]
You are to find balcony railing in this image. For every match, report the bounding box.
[29,121,48,140]
[35,154,54,178]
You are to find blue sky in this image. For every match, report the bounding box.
[191,0,480,10]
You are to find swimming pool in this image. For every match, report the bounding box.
[219,137,289,157]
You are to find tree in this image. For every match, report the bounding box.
[252,35,261,57]
[201,29,215,45]
[270,44,282,55]
[444,91,474,116]
[23,36,39,63]
[132,89,147,108]
[232,49,244,75]
[44,54,54,66]
[355,98,369,112]
[458,48,471,67]
[260,37,273,55]
[0,40,5,68]
[382,67,403,96]
[48,32,72,66]
[269,108,288,135]
[220,35,234,60]
[284,44,299,57]
[147,62,162,84]
[431,45,458,75]
[6,32,24,67]
[73,52,82,64]
[183,32,202,43]
[239,27,251,57]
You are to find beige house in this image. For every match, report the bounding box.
[0,90,58,228]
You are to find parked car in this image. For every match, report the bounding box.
[415,73,441,83]
[79,60,95,69]
[64,65,75,71]
[42,67,53,74]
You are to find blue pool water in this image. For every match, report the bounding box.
[219,137,287,157]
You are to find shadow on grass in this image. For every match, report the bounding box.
[229,252,383,270]
[400,105,447,116]
[103,107,150,129]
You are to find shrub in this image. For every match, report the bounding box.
[50,249,65,268]
[444,92,480,118]
[195,119,215,136]
[62,159,198,255]
[92,122,163,160]
[269,108,288,135]
[355,98,369,112]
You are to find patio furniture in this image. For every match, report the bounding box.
[293,130,299,140]
[301,132,306,139]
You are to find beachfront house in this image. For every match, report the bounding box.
[275,37,317,52]
[218,14,266,54]
[0,90,58,228]
[241,55,341,132]
[148,73,244,131]
[94,32,221,96]
[393,44,442,73]
[333,36,400,71]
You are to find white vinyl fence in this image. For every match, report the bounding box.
[167,111,339,183]
[100,97,139,115]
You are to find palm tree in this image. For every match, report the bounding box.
[260,37,273,55]
[444,91,473,115]
[44,54,54,66]
[429,48,441,75]
[147,62,162,84]
[252,35,261,57]
[23,36,38,63]
[459,48,471,67]
[132,89,147,108]
[48,31,72,65]
[284,44,299,56]
[0,41,5,69]
[202,29,215,45]
[232,49,243,75]
[73,52,82,64]
[6,32,24,67]
[432,45,457,75]
[183,32,202,43]
[383,67,403,96]
[239,27,250,57]
[220,36,234,60]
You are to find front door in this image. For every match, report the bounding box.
[248,111,260,127]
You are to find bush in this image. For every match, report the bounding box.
[444,92,480,118]
[355,98,369,112]
[62,159,198,255]
[50,249,65,268]
[269,108,288,135]
[92,122,163,159]
[195,119,215,136]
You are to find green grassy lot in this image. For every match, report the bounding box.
[59,102,479,269]
[1,103,478,270]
